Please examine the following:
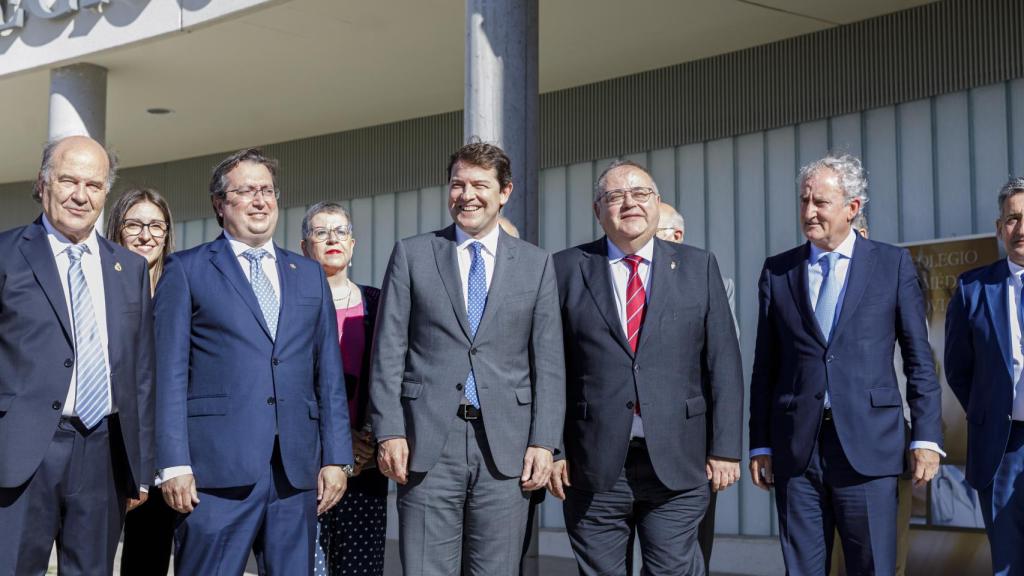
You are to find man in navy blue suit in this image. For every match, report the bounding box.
[0,135,154,574]
[155,149,352,574]
[945,176,1024,576]
[748,153,943,575]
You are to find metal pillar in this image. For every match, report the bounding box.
[465,0,539,244]
[49,63,107,143]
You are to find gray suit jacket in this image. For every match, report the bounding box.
[369,225,565,477]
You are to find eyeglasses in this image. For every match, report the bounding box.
[308,225,352,243]
[122,219,168,239]
[224,187,280,201]
[599,187,658,205]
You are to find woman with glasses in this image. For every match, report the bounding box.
[106,188,176,576]
[301,201,386,576]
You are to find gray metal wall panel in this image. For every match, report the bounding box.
[765,126,798,254]
[203,217,220,243]
[898,100,936,242]
[566,162,594,249]
[540,167,567,252]
[372,193,396,290]
[349,197,373,286]
[863,108,900,243]
[649,148,677,209]
[183,220,204,250]
[934,92,973,238]
[1012,79,1024,176]
[283,206,306,255]
[971,83,1011,228]
[396,191,420,242]
[418,186,445,235]
[677,144,706,249]
[829,113,862,158]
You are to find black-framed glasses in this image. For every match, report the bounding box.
[309,225,352,243]
[599,186,658,205]
[122,219,168,239]
[225,187,280,201]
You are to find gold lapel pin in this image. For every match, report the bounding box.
[114,262,122,272]
[289,263,297,270]
[670,261,677,270]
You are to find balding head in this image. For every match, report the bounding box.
[497,215,520,239]
[35,136,116,243]
[657,203,685,244]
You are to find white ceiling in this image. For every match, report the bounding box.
[0,0,934,184]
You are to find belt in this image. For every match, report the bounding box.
[822,408,833,422]
[1013,420,1024,429]
[457,404,481,421]
[629,437,647,450]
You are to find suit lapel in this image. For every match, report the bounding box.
[273,245,294,346]
[830,235,877,342]
[580,238,633,356]
[475,229,516,341]
[18,222,73,344]
[785,243,827,347]
[636,240,674,352]
[97,237,125,367]
[432,226,472,341]
[983,259,1014,378]
[209,235,273,340]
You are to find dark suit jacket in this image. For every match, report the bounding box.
[749,235,942,479]
[346,285,388,497]
[369,225,565,478]
[154,235,351,490]
[553,238,744,492]
[945,259,1018,490]
[0,218,154,494]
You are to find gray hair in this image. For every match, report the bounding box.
[302,201,352,238]
[798,153,868,207]
[593,159,660,201]
[659,206,685,234]
[997,176,1024,217]
[851,211,868,232]
[33,138,119,202]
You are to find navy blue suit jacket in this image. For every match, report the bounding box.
[749,235,942,479]
[0,218,154,493]
[154,235,351,490]
[945,259,1019,490]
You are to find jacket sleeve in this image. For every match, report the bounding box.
[748,261,776,452]
[943,275,973,411]
[135,265,156,487]
[895,248,943,446]
[705,252,744,460]
[154,253,194,471]
[527,254,566,452]
[368,240,413,440]
[315,265,353,466]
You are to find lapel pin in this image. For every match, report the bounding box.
[670,261,677,270]
[114,262,122,272]
[289,263,297,270]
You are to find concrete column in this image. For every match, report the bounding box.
[465,0,539,244]
[49,63,107,143]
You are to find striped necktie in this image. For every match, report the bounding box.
[66,244,110,429]
[624,254,647,352]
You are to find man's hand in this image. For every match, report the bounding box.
[317,465,348,515]
[521,447,553,491]
[547,460,571,500]
[351,429,376,477]
[707,457,741,492]
[162,474,200,513]
[126,490,149,512]
[750,455,774,491]
[910,448,941,487]
[378,438,409,485]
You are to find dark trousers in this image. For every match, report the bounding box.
[626,486,716,575]
[775,418,897,576]
[121,486,175,575]
[0,417,126,576]
[564,441,708,576]
[173,441,317,576]
[979,422,1024,576]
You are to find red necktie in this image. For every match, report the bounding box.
[624,255,645,415]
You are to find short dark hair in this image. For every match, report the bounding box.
[209,148,279,226]
[447,140,512,189]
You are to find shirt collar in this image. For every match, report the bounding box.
[606,236,655,264]
[808,228,857,264]
[1007,257,1024,284]
[42,213,101,259]
[455,222,501,256]
[223,230,277,260]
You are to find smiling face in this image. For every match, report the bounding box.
[38,137,110,244]
[121,200,167,268]
[998,191,1024,266]
[301,210,355,276]
[213,161,279,247]
[799,167,859,251]
[593,165,661,252]
[448,160,511,239]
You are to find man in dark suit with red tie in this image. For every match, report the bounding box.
[548,160,744,575]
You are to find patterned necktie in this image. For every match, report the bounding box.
[67,244,110,429]
[814,252,843,341]
[464,242,488,409]
[242,248,279,339]
[624,255,647,352]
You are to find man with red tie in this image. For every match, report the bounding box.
[548,160,744,575]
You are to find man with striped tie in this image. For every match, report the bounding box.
[548,160,744,575]
[0,135,155,574]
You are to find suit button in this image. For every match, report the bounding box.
[633,365,639,372]
[52,401,61,410]
[470,348,478,356]
[267,397,276,405]
[456,383,464,391]
[626,401,635,410]
[273,358,280,366]
[826,355,835,363]
[63,358,73,368]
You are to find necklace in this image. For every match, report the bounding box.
[332,283,355,309]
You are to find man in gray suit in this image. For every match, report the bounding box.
[369,141,565,576]
[549,160,744,575]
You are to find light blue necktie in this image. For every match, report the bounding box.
[814,252,843,342]
[464,242,487,409]
[243,248,279,339]
[67,244,111,429]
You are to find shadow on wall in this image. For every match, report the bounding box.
[0,0,153,54]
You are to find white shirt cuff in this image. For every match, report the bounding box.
[155,465,194,486]
[909,441,945,457]
[749,447,772,458]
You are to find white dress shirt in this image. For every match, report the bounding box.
[158,233,280,485]
[606,237,655,439]
[454,223,499,306]
[1005,259,1024,421]
[42,215,112,419]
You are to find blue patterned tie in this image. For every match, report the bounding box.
[814,252,843,341]
[67,244,110,429]
[464,242,487,409]
[243,248,279,339]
